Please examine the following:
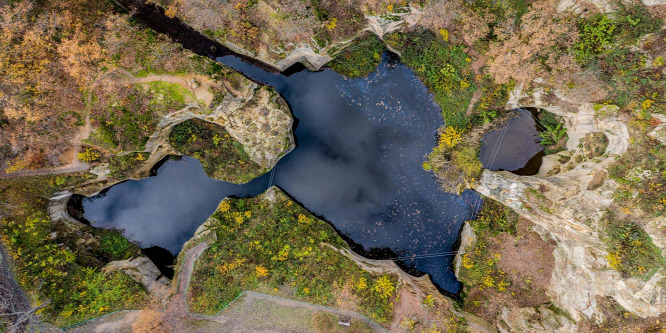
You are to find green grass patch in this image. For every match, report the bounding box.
[144,81,195,107]
[328,33,385,78]
[92,80,196,151]
[614,3,663,43]
[186,188,398,325]
[169,119,266,184]
[97,229,139,261]
[601,212,664,279]
[598,46,666,110]
[385,29,475,129]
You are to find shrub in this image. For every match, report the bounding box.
[328,34,385,78]
[537,110,568,155]
[472,76,515,125]
[614,3,663,43]
[97,229,140,261]
[601,212,663,279]
[78,148,100,163]
[1,212,146,326]
[469,198,519,235]
[451,145,483,180]
[575,15,616,62]
[426,141,481,194]
[0,175,147,326]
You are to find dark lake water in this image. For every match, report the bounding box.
[478,109,544,175]
[81,54,480,294]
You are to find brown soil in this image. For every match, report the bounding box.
[464,217,556,324]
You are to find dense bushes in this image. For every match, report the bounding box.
[0,175,146,326]
[537,110,568,155]
[576,6,662,64]
[328,33,385,78]
[92,82,196,151]
[575,14,617,62]
[426,126,482,194]
[186,190,398,325]
[469,198,519,236]
[169,119,265,183]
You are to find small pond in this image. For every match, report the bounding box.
[80,54,480,295]
[478,108,544,175]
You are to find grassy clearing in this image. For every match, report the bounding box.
[601,212,664,279]
[0,175,147,326]
[144,81,196,108]
[186,188,398,326]
[169,119,265,184]
[328,33,385,78]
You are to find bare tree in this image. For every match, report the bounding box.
[0,245,57,333]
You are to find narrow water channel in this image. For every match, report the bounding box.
[81,54,481,295]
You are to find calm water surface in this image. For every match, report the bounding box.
[83,55,480,294]
[478,109,544,175]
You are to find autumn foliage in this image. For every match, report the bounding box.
[0,0,208,173]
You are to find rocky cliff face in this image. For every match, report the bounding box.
[473,84,665,324]
[73,67,294,195]
[152,0,424,71]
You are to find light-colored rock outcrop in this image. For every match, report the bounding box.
[473,84,666,323]
[144,73,294,173]
[649,114,666,145]
[73,67,294,195]
[102,256,171,299]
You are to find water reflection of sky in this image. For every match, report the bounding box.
[83,54,480,294]
[479,109,543,173]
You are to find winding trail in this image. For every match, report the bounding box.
[173,241,209,311]
[0,69,215,180]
